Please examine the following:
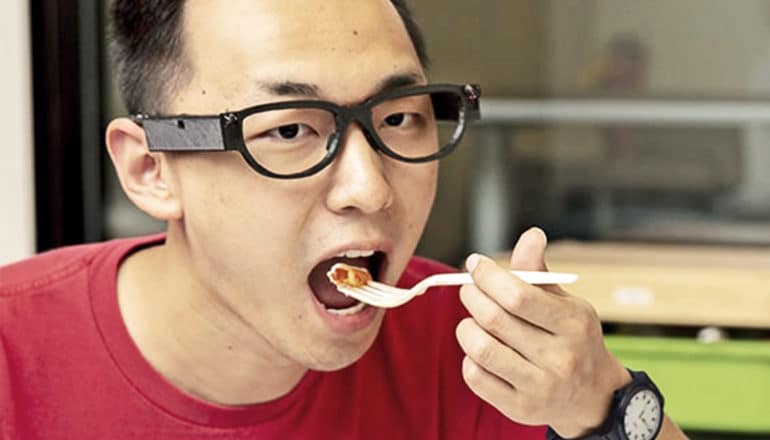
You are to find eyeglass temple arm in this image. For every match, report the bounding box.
[130,114,226,152]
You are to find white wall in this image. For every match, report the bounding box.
[0,1,35,265]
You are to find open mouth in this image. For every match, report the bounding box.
[308,251,385,315]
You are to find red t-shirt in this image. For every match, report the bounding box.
[0,235,544,439]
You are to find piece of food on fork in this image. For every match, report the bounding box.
[327,263,373,288]
[325,262,578,309]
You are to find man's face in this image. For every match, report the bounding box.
[162,0,437,370]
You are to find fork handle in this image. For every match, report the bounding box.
[424,270,578,288]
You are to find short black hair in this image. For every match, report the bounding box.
[108,0,429,114]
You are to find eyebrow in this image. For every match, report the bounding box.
[258,72,424,100]
[373,72,424,95]
[260,81,321,98]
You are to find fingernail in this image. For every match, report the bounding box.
[465,253,480,272]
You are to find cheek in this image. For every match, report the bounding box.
[393,163,438,229]
[172,156,319,285]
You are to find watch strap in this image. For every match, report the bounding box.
[545,369,663,440]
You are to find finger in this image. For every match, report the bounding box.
[510,227,548,271]
[509,227,566,295]
[465,254,569,332]
[459,283,553,362]
[461,356,532,424]
[461,355,517,401]
[455,317,539,389]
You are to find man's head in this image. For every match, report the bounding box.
[105,0,438,373]
[109,0,428,114]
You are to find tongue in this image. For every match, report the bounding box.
[308,257,369,309]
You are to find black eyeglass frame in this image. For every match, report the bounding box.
[131,83,481,179]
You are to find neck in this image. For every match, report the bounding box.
[116,230,306,405]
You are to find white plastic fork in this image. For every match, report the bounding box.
[333,270,578,308]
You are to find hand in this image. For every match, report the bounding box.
[455,227,631,438]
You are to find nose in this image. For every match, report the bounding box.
[325,123,394,215]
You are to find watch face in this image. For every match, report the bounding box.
[623,389,662,440]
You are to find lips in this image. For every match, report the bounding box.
[307,253,384,309]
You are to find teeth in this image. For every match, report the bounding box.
[326,302,367,316]
[335,249,376,258]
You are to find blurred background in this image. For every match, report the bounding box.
[3,0,770,437]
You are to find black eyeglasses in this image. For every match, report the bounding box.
[132,83,481,179]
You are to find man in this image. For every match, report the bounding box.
[0,1,687,439]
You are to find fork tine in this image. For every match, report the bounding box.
[367,281,405,294]
[362,287,412,305]
[367,285,415,300]
[360,285,396,298]
[337,285,410,308]
[337,286,394,307]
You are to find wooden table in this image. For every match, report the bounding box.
[499,241,770,328]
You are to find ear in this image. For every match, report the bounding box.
[105,117,183,221]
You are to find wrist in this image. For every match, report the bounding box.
[552,364,632,438]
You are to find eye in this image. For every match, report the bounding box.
[268,123,312,140]
[383,112,424,130]
[385,113,406,127]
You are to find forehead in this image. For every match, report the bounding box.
[177,0,424,112]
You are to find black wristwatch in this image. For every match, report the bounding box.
[546,370,665,440]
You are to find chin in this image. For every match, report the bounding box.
[305,319,384,371]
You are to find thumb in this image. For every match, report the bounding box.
[510,227,549,272]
